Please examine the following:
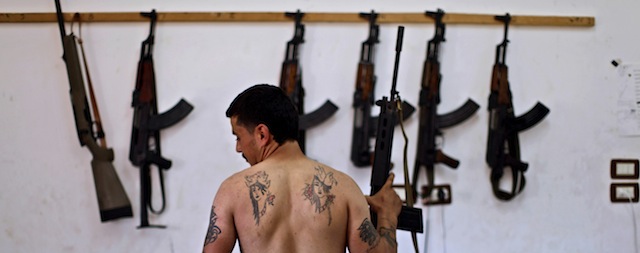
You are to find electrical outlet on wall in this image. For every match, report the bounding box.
[610,183,639,203]
[611,159,639,179]
[616,186,636,199]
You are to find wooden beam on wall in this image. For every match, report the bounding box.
[0,11,595,27]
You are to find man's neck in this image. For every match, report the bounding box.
[261,140,304,163]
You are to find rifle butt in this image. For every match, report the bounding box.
[91,159,133,222]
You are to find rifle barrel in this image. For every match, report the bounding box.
[54,0,66,48]
[390,26,404,97]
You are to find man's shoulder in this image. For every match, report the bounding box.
[222,166,260,185]
[308,162,362,192]
[317,162,357,180]
[214,166,254,194]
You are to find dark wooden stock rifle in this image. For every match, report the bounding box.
[280,10,338,153]
[350,11,415,167]
[486,13,549,201]
[413,9,479,205]
[129,10,194,228]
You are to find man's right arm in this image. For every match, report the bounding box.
[202,180,238,253]
[347,174,402,253]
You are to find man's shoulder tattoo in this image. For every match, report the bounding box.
[245,171,275,225]
[203,205,222,246]
[302,165,338,225]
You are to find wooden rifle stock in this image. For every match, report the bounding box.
[280,62,300,99]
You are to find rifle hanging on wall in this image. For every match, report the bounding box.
[350,10,415,167]
[486,13,549,201]
[54,0,133,222]
[129,10,194,228]
[280,10,338,153]
[412,9,479,205]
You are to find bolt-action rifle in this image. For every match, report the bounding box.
[280,10,338,153]
[54,0,132,222]
[129,10,194,228]
[350,11,415,167]
[370,26,423,239]
[413,9,479,205]
[486,13,549,201]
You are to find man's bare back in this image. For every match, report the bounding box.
[204,142,395,253]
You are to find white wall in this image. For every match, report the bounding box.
[1,0,638,252]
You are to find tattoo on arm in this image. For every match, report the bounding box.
[377,217,397,248]
[245,171,275,225]
[358,218,397,250]
[358,218,379,248]
[379,226,397,248]
[203,205,222,246]
[302,166,338,225]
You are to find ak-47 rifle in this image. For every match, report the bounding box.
[486,13,549,201]
[350,11,415,167]
[413,9,479,205]
[370,26,423,238]
[280,10,338,153]
[129,10,194,228]
[54,0,132,222]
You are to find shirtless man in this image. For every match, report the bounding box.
[203,84,402,253]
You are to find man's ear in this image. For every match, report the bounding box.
[254,124,271,145]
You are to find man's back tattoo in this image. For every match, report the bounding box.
[245,171,275,225]
[302,166,338,225]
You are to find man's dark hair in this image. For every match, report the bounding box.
[226,84,298,144]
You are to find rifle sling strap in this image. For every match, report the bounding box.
[491,165,526,201]
[74,14,106,146]
[396,97,420,253]
[489,148,527,201]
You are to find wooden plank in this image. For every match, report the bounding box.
[0,11,595,27]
